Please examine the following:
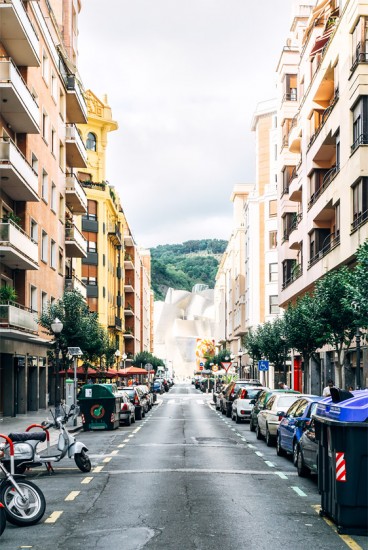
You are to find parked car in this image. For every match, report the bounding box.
[295,417,319,477]
[231,386,268,423]
[257,392,302,446]
[137,384,154,410]
[216,383,231,412]
[249,389,300,432]
[276,396,323,463]
[119,386,148,420]
[152,380,164,394]
[222,379,263,418]
[119,391,136,426]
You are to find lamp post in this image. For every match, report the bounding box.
[122,352,127,370]
[238,348,243,379]
[51,317,63,418]
[114,349,121,371]
[352,302,361,389]
[281,336,287,387]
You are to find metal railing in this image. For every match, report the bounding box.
[308,165,339,209]
[307,88,339,151]
[351,43,368,73]
[282,264,303,290]
[308,234,340,269]
[351,209,368,232]
[351,133,368,154]
[0,301,38,333]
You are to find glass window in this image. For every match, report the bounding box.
[30,219,38,242]
[42,110,48,142]
[31,153,38,175]
[269,295,279,314]
[41,291,48,312]
[352,177,368,229]
[86,200,97,220]
[269,200,277,217]
[50,240,56,268]
[86,132,97,152]
[82,264,98,285]
[269,263,278,282]
[41,231,48,262]
[41,170,48,202]
[30,285,37,312]
[51,183,56,212]
[269,231,277,249]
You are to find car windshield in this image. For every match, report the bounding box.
[122,389,135,398]
[246,388,263,399]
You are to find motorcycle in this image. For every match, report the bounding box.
[4,404,91,475]
[0,434,46,526]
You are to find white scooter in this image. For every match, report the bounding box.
[4,405,91,474]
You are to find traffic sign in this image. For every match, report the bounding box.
[258,360,269,372]
[67,347,83,356]
[212,365,218,372]
[220,361,232,373]
[199,366,204,371]
[199,362,204,366]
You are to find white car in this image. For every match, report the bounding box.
[256,392,300,446]
[119,391,136,426]
[231,386,268,423]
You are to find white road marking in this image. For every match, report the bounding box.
[264,461,275,468]
[65,491,80,501]
[118,444,125,448]
[81,477,93,484]
[255,451,263,457]
[247,444,256,448]
[105,467,298,476]
[45,511,63,523]
[93,466,104,473]
[291,486,307,497]
[103,457,112,463]
[275,472,288,479]
[133,427,141,433]
[111,450,118,455]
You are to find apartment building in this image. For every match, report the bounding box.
[0,0,87,416]
[277,0,368,390]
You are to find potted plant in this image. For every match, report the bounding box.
[0,285,17,319]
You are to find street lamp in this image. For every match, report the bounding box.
[51,317,63,418]
[238,348,243,379]
[281,336,287,386]
[114,349,121,370]
[122,352,127,370]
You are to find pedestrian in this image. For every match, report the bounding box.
[278,381,289,390]
[322,379,335,397]
[348,385,354,391]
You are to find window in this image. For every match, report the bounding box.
[269,263,278,282]
[85,231,97,252]
[42,51,49,84]
[30,285,37,312]
[59,141,65,171]
[352,177,368,230]
[59,89,65,120]
[59,194,64,222]
[51,182,56,212]
[41,231,48,263]
[269,295,279,315]
[269,231,277,249]
[41,291,48,313]
[58,250,63,276]
[51,127,56,155]
[31,153,38,175]
[51,72,57,101]
[269,200,277,217]
[30,219,38,242]
[352,97,368,152]
[82,264,97,285]
[86,132,97,151]
[78,172,92,182]
[284,74,297,101]
[42,110,48,142]
[88,297,98,313]
[50,240,56,269]
[352,17,368,68]
[41,170,48,202]
[334,202,340,237]
[86,200,97,220]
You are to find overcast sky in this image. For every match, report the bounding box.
[78,0,295,248]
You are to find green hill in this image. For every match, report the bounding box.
[150,239,227,301]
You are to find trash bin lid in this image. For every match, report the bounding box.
[78,383,117,398]
[316,390,368,422]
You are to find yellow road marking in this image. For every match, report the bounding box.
[312,505,364,550]
[128,435,134,438]
[65,491,80,501]
[133,427,141,433]
[118,444,125,448]
[123,439,130,443]
[103,457,112,463]
[45,511,63,523]
[93,466,104,472]
[81,477,93,484]
[111,450,118,455]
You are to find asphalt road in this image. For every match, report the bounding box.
[1,384,366,550]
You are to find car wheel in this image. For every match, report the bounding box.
[297,447,309,477]
[221,406,226,415]
[125,415,131,426]
[256,424,263,440]
[276,434,286,456]
[249,417,256,432]
[226,407,232,418]
[236,414,241,424]
[266,426,274,447]
[135,408,142,421]
[292,441,298,466]
[132,414,136,424]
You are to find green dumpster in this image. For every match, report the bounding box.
[78,384,121,431]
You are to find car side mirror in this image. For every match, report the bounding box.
[276,411,285,418]
[249,399,256,405]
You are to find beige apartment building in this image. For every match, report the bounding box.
[0,0,87,416]
[277,0,368,391]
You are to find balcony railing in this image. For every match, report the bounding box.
[0,301,38,333]
[351,209,368,233]
[65,275,87,297]
[0,137,38,201]
[351,133,368,155]
[289,212,303,235]
[282,90,298,103]
[0,219,38,269]
[65,224,87,258]
[308,165,339,209]
[107,223,122,246]
[282,264,303,290]
[65,173,87,214]
[307,88,339,151]
[0,0,40,66]
[65,124,87,168]
[0,56,39,133]
[63,74,88,123]
[308,234,340,269]
[351,43,368,74]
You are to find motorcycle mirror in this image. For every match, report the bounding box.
[70,404,75,410]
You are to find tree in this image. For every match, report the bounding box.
[345,239,368,327]
[244,328,262,373]
[314,267,356,387]
[132,351,165,372]
[284,294,325,389]
[258,318,287,379]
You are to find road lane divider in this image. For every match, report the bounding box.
[81,477,93,484]
[264,461,275,468]
[111,450,118,455]
[275,472,288,479]
[291,486,307,497]
[45,511,63,523]
[92,466,104,473]
[118,444,125,448]
[65,491,80,501]
[133,427,141,433]
[255,451,263,457]
[103,457,112,463]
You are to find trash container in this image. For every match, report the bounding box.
[78,383,121,431]
[314,388,368,535]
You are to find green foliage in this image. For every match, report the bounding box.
[204,349,232,368]
[150,239,227,300]
[0,285,17,304]
[257,318,286,371]
[244,328,262,363]
[131,351,165,372]
[345,240,368,327]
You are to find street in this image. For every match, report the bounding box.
[1,383,365,550]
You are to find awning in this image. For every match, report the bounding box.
[310,27,334,57]
[117,366,148,376]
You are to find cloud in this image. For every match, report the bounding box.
[78,0,294,247]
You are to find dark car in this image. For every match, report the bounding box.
[295,417,319,477]
[276,395,323,463]
[222,380,263,418]
[249,389,300,432]
[119,386,148,420]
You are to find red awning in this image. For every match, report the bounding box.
[117,366,148,376]
[310,27,334,57]
[59,367,97,376]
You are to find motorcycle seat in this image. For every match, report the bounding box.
[8,432,47,443]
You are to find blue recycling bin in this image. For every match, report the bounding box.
[314,389,368,535]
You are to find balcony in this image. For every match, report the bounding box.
[123,327,134,339]
[124,253,134,270]
[65,124,87,168]
[0,302,38,334]
[289,173,302,202]
[308,234,340,269]
[351,209,368,233]
[124,234,134,246]
[124,304,134,317]
[65,224,87,258]
[64,74,88,124]
[124,279,134,292]
[282,90,297,103]
[282,264,303,290]
[0,137,39,201]
[107,222,122,247]
[351,42,368,75]
[0,0,40,67]
[288,124,301,154]
[65,174,87,214]
[108,316,122,331]
[308,165,339,210]
[65,275,87,298]
[0,219,38,269]
[307,90,339,152]
[0,57,39,133]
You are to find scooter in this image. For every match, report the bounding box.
[3,404,91,475]
[0,434,46,526]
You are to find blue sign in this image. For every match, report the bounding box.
[258,360,269,372]
[199,362,204,367]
